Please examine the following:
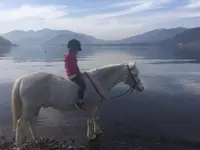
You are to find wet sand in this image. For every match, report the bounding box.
[1,81,200,150]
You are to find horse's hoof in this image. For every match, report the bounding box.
[88,134,96,141]
[34,138,39,143]
[13,147,23,150]
[94,130,103,135]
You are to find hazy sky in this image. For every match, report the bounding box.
[0,0,200,40]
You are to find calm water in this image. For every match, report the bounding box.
[1,45,200,144]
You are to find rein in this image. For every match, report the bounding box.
[84,65,140,101]
[85,72,106,101]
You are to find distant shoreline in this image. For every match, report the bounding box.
[12,44,20,47]
[58,43,156,47]
[0,43,19,47]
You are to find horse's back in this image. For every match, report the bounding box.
[39,72,79,108]
[47,73,79,101]
[15,72,79,109]
[20,72,52,91]
[18,72,77,97]
[17,71,106,110]
[18,72,52,104]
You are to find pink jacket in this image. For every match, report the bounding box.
[64,52,81,78]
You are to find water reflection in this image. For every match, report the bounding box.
[145,59,198,64]
[5,45,98,63]
[0,46,12,57]
[0,46,144,82]
[1,45,200,142]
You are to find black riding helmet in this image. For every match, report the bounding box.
[67,39,82,51]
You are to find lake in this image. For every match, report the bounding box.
[1,45,200,149]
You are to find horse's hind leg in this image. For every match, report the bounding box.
[15,117,29,150]
[28,107,40,141]
[28,118,36,141]
[15,105,40,149]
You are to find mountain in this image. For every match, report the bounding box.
[43,34,89,45]
[2,30,35,44]
[171,27,200,44]
[0,36,17,55]
[1,27,191,46]
[116,27,188,44]
[160,27,200,47]
[43,32,105,45]
[2,29,104,46]
[0,36,12,46]
[154,27,200,61]
[0,36,17,47]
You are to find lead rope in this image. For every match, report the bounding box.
[84,70,134,101]
[109,87,133,99]
[107,65,136,99]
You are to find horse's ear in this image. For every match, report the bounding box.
[128,61,136,69]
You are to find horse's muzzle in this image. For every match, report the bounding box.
[138,86,144,92]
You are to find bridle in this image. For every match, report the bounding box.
[85,64,141,101]
[109,65,141,99]
[126,64,141,92]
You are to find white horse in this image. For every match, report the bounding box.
[11,61,144,150]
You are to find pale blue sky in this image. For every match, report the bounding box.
[0,0,200,40]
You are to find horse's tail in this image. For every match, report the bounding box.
[11,77,23,133]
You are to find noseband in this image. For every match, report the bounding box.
[126,65,141,92]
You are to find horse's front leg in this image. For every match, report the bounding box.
[87,117,96,140]
[86,106,97,140]
[93,107,102,135]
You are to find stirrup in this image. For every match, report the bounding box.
[75,103,86,111]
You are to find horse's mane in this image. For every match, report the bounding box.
[87,63,125,79]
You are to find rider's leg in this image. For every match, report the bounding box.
[71,75,86,109]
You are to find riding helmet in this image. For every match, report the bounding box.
[67,39,82,51]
